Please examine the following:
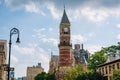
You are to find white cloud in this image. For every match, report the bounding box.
[25,2,46,16]
[34,28,46,33]
[46,4,120,23]
[88,32,95,37]
[81,7,109,23]
[25,2,39,13]
[5,0,46,15]
[32,28,46,38]
[15,64,27,77]
[49,28,53,31]
[33,28,58,46]
[117,34,120,39]
[72,34,87,44]
[41,38,58,46]
[117,24,120,28]
[11,55,18,65]
[46,2,61,19]
[85,45,102,54]
[4,0,120,22]
[69,8,81,20]
[34,47,49,72]
[13,44,49,73]
[13,45,35,55]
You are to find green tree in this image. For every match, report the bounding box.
[112,69,120,80]
[34,72,46,80]
[64,64,83,80]
[88,42,120,71]
[101,42,120,56]
[46,73,56,80]
[64,64,105,80]
[76,71,105,80]
[34,72,56,80]
[88,51,107,71]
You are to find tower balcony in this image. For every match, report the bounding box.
[58,42,72,47]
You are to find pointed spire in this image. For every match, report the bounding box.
[60,6,70,24]
[81,44,83,50]
[51,52,53,57]
[64,4,65,9]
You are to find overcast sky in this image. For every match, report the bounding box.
[0,0,120,78]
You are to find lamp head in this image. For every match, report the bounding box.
[16,37,20,44]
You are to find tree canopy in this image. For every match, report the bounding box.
[88,42,120,71]
[34,72,56,80]
[100,42,120,56]
[64,64,105,80]
[64,64,83,80]
[76,71,105,80]
[88,51,107,71]
[112,69,120,80]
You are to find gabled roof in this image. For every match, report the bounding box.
[98,54,120,67]
[98,58,120,67]
[60,8,70,24]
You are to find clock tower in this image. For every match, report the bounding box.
[58,8,74,80]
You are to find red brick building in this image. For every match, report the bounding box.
[58,8,74,80]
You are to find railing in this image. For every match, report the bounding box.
[58,42,72,47]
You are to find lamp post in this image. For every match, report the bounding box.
[8,28,20,80]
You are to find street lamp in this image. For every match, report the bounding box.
[8,28,20,80]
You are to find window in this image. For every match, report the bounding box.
[99,68,101,73]
[102,67,104,75]
[0,45,4,52]
[105,66,108,74]
[113,64,115,69]
[64,32,68,34]
[117,63,120,69]
[109,65,111,73]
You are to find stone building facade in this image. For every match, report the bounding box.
[0,40,7,80]
[49,52,59,74]
[73,44,90,71]
[27,63,44,80]
[98,53,120,80]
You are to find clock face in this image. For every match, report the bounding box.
[64,27,68,32]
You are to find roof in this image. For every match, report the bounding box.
[98,53,120,67]
[52,55,59,61]
[98,58,120,67]
[60,9,70,24]
[51,55,59,65]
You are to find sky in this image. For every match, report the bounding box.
[0,0,120,78]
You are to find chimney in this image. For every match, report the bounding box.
[37,63,41,68]
[74,44,80,49]
[81,44,83,49]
